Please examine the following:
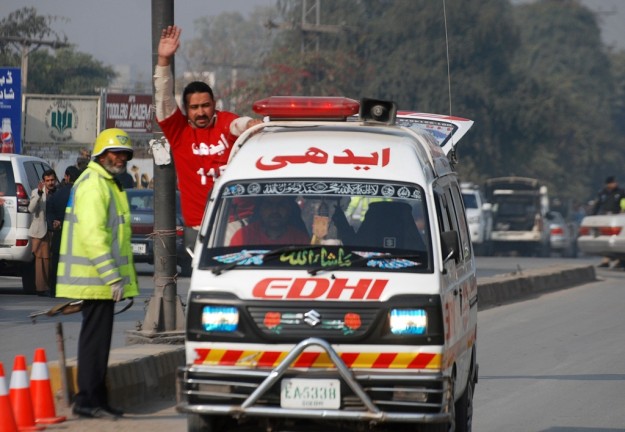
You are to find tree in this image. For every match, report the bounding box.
[0,7,67,64]
[28,48,116,95]
[609,51,625,136]
[180,6,278,113]
[182,0,623,204]
[511,0,621,201]
[0,7,116,95]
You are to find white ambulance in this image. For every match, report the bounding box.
[177,97,478,432]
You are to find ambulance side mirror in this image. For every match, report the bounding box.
[441,230,460,264]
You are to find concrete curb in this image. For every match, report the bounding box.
[48,264,597,410]
[49,344,185,410]
[477,264,597,310]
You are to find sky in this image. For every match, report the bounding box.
[0,0,276,84]
[1,0,624,85]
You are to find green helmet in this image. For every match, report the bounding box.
[92,128,133,160]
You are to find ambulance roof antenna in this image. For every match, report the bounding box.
[442,0,458,165]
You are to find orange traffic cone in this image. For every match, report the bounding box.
[30,349,65,425]
[0,362,18,432]
[8,355,44,431]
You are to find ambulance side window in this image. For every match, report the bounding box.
[434,180,467,262]
[433,184,454,255]
[449,183,472,261]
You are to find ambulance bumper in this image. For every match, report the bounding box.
[176,337,451,425]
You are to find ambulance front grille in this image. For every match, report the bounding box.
[247,306,378,339]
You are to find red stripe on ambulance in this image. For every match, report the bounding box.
[194,348,441,369]
[220,350,244,365]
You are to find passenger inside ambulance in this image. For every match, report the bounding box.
[229,196,309,246]
[332,201,427,250]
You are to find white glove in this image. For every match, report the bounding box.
[111,281,124,302]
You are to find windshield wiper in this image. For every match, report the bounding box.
[212,245,325,275]
[308,252,426,276]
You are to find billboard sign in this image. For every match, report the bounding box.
[0,67,22,153]
[23,95,99,144]
[105,93,153,134]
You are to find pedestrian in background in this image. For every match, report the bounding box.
[591,176,625,268]
[56,128,139,419]
[46,165,81,297]
[114,165,135,189]
[153,25,262,250]
[28,168,57,296]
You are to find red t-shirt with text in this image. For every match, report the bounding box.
[158,109,239,226]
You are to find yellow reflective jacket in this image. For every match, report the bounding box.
[56,161,139,300]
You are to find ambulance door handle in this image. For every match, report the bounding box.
[453,288,460,296]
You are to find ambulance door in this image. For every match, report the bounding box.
[433,178,473,385]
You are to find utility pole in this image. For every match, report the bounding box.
[0,36,70,93]
[128,0,185,344]
[265,0,342,94]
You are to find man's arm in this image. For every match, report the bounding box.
[230,117,263,136]
[154,25,182,121]
[28,187,42,214]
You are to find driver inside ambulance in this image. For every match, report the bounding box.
[229,196,310,246]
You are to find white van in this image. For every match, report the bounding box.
[460,182,492,256]
[177,97,478,432]
[0,154,54,292]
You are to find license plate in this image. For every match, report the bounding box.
[132,243,147,254]
[280,378,340,409]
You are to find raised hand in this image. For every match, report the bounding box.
[158,25,182,62]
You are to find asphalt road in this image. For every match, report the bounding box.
[0,263,191,369]
[30,260,625,432]
[0,256,610,431]
[473,267,625,431]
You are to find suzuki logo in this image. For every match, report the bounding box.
[303,310,321,327]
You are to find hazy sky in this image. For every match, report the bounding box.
[0,0,276,80]
[1,0,623,81]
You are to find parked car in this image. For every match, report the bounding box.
[461,182,493,255]
[577,213,625,260]
[127,189,192,277]
[546,211,577,257]
[0,154,54,293]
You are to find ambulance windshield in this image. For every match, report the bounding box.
[200,180,432,272]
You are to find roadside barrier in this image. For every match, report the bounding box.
[29,349,66,424]
[8,355,45,431]
[0,361,18,432]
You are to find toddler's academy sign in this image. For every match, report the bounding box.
[105,93,153,134]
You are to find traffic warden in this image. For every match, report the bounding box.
[56,128,139,419]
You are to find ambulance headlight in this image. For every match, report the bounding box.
[202,306,239,332]
[389,309,427,335]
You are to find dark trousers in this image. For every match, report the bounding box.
[48,232,62,297]
[74,300,115,409]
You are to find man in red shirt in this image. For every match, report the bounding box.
[230,197,310,246]
[154,25,262,248]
